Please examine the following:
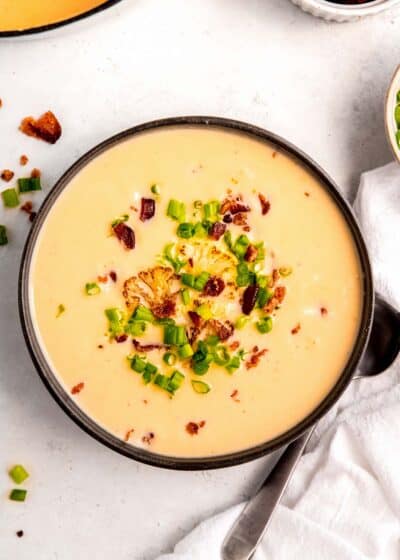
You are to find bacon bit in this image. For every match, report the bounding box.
[143,399,148,405]
[0,99,2,108]
[152,298,176,319]
[1,169,14,182]
[209,221,226,240]
[223,213,233,224]
[263,286,286,314]
[258,193,271,216]
[188,257,194,268]
[244,245,258,263]
[113,222,135,250]
[29,212,37,223]
[232,213,248,227]
[109,270,117,282]
[185,421,205,435]
[98,344,104,349]
[272,268,280,285]
[115,334,128,343]
[97,275,108,283]
[320,307,328,316]
[220,196,250,215]
[140,197,156,222]
[243,225,251,232]
[124,428,135,442]
[203,275,225,297]
[71,382,84,395]
[31,168,41,178]
[246,348,268,370]
[16,530,24,538]
[291,323,301,335]
[20,111,62,144]
[229,340,240,351]
[304,192,310,197]
[142,432,155,444]
[230,389,240,402]
[132,339,169,352]
[188,311,203,328]
[272,151,277,158]
[208,319,234,341]
[242,284,259,315]
[20,201,33,214]
[20,155,29,166]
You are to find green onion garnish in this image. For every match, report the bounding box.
[125,320,147,336]
[0,224,8,246]
[167,199,186,222]
[193,221,208,238]
[130,355,147,373]
[181,289,190,305]
[256,316,273,334]
[236,263,254,287]
[163,324,188,345]
[204,335,220,346]
[9,465,29,484]
[196,303,212,320]
[256,287,273,308]
[132,305,154,323]
[85,282,101,296]
[151,184,161,195]
[178,343,194,359]
[224,230,233,251]
[192,360,210,375]
[235,315,249,330]
[106,307,126,337]
[256,274,268,288]
[233,234,250,260]
[194,271,210,291]
[213,345,230,366]
[177,222,195,239]
[163,352,177,366]
[168,370,185,392]
[163,243,186,273]
[2,188,20,208]
[226,355,241,374]
[9,489,27,502]
[203,200,220,221]
[111,214,129,227]
[18,177,41,193]
[191,380,211,394]
[279,266,292,277]
[56,304,65,318]
[181,273,195,288]
[154,373,170,391]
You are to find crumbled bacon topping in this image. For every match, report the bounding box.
[140,198,156,222]
[115,334,128,343]
[263,286,286,314]
[20,201,36,222]
[109,270,117,282]
[208,319,234,341]
[304,192,310,197]
[242,284,259,315]
[223,214,233,224]
[229,340,240,351]
[31,168,41,178]
[1,169,14,182]
[232,213,248,228]
[244,245,258,263]
[142,432,155,445]
[258,193,271,215]
[20,155,28,166]
[320,307,328,316]
[245,348,268,370]
[203,275,225,297]
[230,389,240,402]
[291,323,301,335]
[71,382,84,394]
[132,340,170,352]
[20,111,62,144]
[186,421,206,435]
[209,221,226,240]
[220,195,250,216]
[113,222,135,250]
[97,275,108,283]
[124,428,134,442]
[188,311,203,328]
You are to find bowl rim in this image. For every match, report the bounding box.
[384,64,400,164]
[0,0,123,38]
[18,116,374,470]
[293,0,400,17]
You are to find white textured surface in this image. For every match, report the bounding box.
[0,1,400,558]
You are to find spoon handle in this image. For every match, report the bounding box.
[221,428,314,560]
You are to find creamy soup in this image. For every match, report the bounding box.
[31,127,363,457]
[0,0,107,31]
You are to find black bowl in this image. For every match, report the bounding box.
[0,0,123,38]
[19,116,374,470]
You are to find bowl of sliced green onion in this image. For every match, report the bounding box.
[385,64,400,163]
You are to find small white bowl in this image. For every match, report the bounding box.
[291,0,400,22]
[385,65,400,163]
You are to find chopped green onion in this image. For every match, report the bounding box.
[151,184,161,195]
[213,345,230,366]
[279,266,292,277]
[175,326,188,345]
[203,200,220,221]
[154,373,170,390]
[256,274,268,288]
[191,380,211,394]
[168,370,185,392]
[163,325,188,345]
[177,222,195,239]
[224,230,233,251]
[0,225,8,246]
[163,243,187,273]
[179,343,194,359]
[154,317,175,326]
[236,263,254,287]
[9,465,29,484]
[130,355,147,373]
[257,287,273,308]
[204,335,220,346]
[181,288,190,306]
[193,221,208,238]
[167,199,186,222]
[132,305,154,323]
[105,308,125,323]
[9,489,27,502]
[85,282,101,296]
[196,303,212,320]
[254,241,265,262]
[233,234,250,260]
[144,362,158,375]
[111,214,129,227]
[226,355,241,374]
[18,177,41,193]
[2,188,19,208]
[163,352,177,366]
[194,271,210,291]
[181,273,196,287]
[235,315,249,330]
[56,304,65,318]
[192,360,210,375]
[256,316,273,334]
[125,320,147,336]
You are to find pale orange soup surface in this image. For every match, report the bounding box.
[31,127,363,457]
[0,0,107,31]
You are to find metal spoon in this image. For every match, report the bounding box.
[221,295,400,560]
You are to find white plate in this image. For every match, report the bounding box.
[291,0,400,22]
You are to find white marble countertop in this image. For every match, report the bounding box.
[1,1,400,558]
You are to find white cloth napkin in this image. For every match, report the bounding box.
[156,163,400,560]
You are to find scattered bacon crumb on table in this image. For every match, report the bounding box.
[1,169,14,182]
[19,110,62,144]
[20,155,29,166]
